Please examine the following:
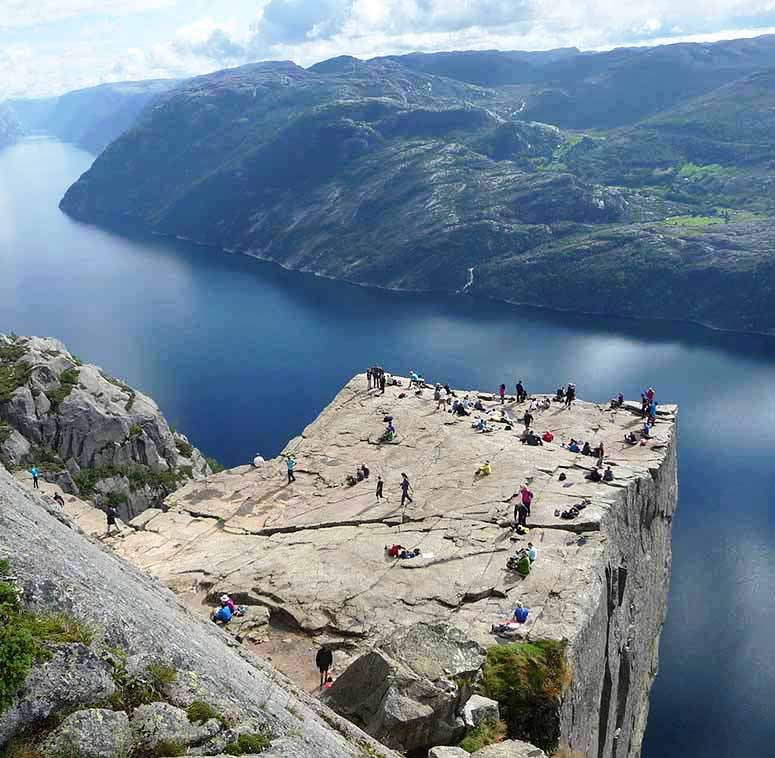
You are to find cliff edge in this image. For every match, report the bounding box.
[72,375,677,756]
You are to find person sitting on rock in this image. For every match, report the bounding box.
[220,594,236,614]
[475,460,492,476]
[211,599,233,625]
[610,393,625,409]
[324,675,334,690]
[521,430,542,446]
[474,398,486,412]
[252,453,265,468]
[472,418,491,433]
[514,603,529,623]
[399,548,421,559]
[586,468,602,482]
[603,466,614,482]
[360,463,370,479]
[515,553,531,576]
[582,441,592,456]
[624,431,638,445]
[52,492,65,507]
[554,387,565,402]
[568,439,581,453]
[527,542,537,562]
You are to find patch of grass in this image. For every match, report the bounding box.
[0,361,32,402]
[47,368,80,413]
[25,612,94,646]
[224,733,271,755]
[149,740,184,757]
[0,343,26,363]
[206,457,225,473]
[458,718,508,753]
[677,161,733,179]
[175,438,193,458]
[478,640,569,753]
[660,214,724,227]
[128,424,143,438]
[146,661,177,690]
[101,649,177,714]
[187,699,230,728]
[0,560,93,714]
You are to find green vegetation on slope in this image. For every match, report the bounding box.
[479,640,570,753]
[0,559,94,712]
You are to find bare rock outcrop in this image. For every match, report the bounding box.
[0,334,210,519]
[324,623,486,751]
[63,373,678,757]
[0,466,398,758]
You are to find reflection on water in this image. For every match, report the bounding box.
[2,138,775,757]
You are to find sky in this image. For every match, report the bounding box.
[1,0,775,99]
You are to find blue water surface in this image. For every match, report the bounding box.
[2,138,774,757]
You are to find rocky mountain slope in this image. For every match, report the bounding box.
[8,79,179,153]
[0,104,23,148]
[0,334,210,519]
[59,35,775,333]
[0,465,400,758]
[388,35,775,128]
[74,374,678,756]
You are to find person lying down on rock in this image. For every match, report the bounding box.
[385,544,421,559]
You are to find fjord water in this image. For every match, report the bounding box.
[2,137,775,757]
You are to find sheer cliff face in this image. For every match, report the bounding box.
[0,104,23,147]
[557,421,678,758]
[0,466,398,758]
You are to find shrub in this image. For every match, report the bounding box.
[224,733,271,755]
[146,661,177,690]
[186,699,230,727]
[206,457,225,473]
[0,561,93,713]
[47,368,80,413]
[128,424,143,438]
[0,361,32,402]
[175,439,193,458]
[458,718,507,753]
[103,491,128,508]
[478,640,569,753]
[151,739,185,757]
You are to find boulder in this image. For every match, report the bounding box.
[472,740,547,757]
[461,694,500,728]
[0,428,30,465]
[44,708,131,758]
[130,702,222,751]
[0,643,116,746]
[429,748,469,758]
[324,623,486,752]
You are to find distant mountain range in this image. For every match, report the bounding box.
[23,34,775,333]
[7,79,179,153]
[0,104,23,147]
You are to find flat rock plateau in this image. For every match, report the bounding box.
[65,374,678,757]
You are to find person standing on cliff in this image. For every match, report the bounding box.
[499,384,506,404]
[516,380,527,403]
[376,475,384,501]
[400,473,413,506]
[105,504,119,536]
[379,370,386,394]
[286,454,297,484]
[316,645,333,689]
[30,465,39,490]
[367,368,373,390]
[565,383,576,408]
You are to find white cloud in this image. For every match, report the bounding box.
[2,0,775,98]
[0,0,177,28]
